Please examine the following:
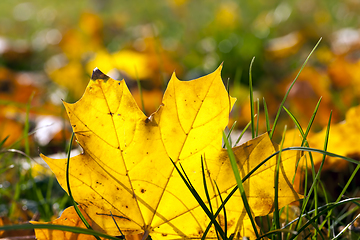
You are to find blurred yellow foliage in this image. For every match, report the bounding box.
[214,2,240,28]
[87,49,153,80]
[49,61,88,99]
[60,12,103,59]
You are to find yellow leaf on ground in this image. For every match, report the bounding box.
[39,66,302,239]
[284,105,360,173]
[31,206,97,240]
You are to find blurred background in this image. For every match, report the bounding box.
[1,0,360,233]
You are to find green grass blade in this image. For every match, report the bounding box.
[46,176,54,205]
[200,156,219,240]
[23,93,53,218]
[4,149,52,219]
[178,161,223,240]
[233,121,251,147]
[318,181,331,238]
[263,97,270,132]
[226,77,230,94]
[214,181,227,239]
[256,98,260,137]
[319,160,360,234]
[283,198,360,229]
[290,111,331,236]
[300,97,322,146]
[0,136,9,148]
[223,121,237,148]
[288,197,360,240]
[170,158,226,239]
[24,93,34,156]
[204,145,359,238]
[274,126,287,239]
[66,132,101,240]
[249,57,255,139]
[179,163,195,189]
[0,161,14,175]
[283,97,322,145]
[283,97,322,147]
[312,111,332,237]
[330,205,360,231]
[0,223,120,240]
[308,112,332,210]
[333,212,360,239]
[282,102,323,234]
[222,131,259,238]
[200,158,220,240]
[201,157,214,215]
[282,107,317,192]
[282,147,359,165]
[258,228,298,239]
[110,211,125,238]
[269,38,322,139]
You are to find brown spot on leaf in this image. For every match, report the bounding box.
[140,189,146,193]
[91,67,110,81]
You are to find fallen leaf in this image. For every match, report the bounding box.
[310,105,360,171]
[31,206,100,240]
[39,66,302,239]
[284,104,360,195]
[285,105,360,172]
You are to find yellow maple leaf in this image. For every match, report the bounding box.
[37,66,302,239]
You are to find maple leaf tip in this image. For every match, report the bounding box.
[217,62,224,72]
[91,67,110,81]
